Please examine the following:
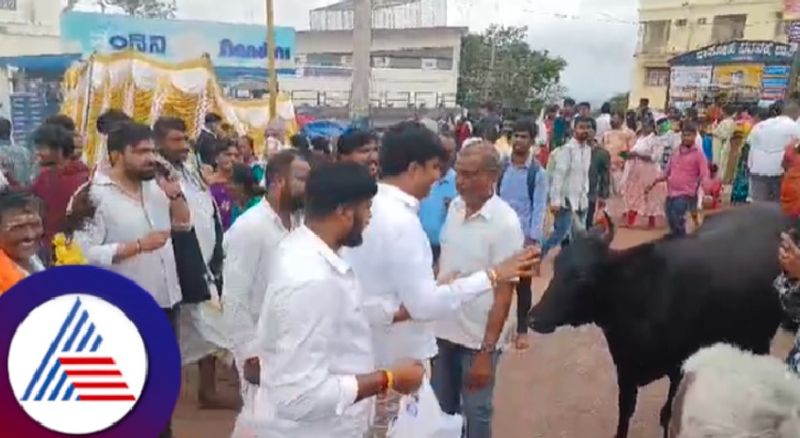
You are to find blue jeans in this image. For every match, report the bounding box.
[665,195,695,237]
[431,338,501,438]
[542,207,585,257]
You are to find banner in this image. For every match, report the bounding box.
[669,66,712,100]
[669,41,796,66]
[712,64,763,88]
[61,12,296,73]
[787,0,800,20]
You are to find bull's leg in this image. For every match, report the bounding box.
[659,371,682,438]
[616,374,638,438]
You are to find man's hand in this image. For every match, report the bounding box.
[157,175,183,200]
[139,230,171,252]
[437,271,461,285]
[492,246,541,282]
[389,360,425,395]
[243,357,260,385]
[392,305,411,324]
[466,352,493,392]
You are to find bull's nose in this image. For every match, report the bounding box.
[528,317,556,334]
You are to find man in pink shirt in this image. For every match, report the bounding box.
[648,122,710,236]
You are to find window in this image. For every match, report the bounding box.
[711,14,747,43]
[697,17,707,25]
[675,19,687,27]
[645,67,670,87]
[642,20,671,53]
[0,0,16,10]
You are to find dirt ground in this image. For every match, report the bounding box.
[173,227,794,438]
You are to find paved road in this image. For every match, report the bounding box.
[173,227,794,437]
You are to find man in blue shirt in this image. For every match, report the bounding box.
[497,119,548,350]
[419,132,458,263]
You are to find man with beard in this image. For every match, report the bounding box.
[344,122,538,435]
[75,121,190,438]
[337,129,380,179]
[544,116,593,257]
[152,116,233,409]
[224,149,309,383]
[238,162,425,438]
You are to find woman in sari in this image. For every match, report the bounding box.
[602,111,636,218]
[731,108,767,204]
[237,135,265,185]
[208,141,241,231]
[229,163,266,225]
[622,119,666,228]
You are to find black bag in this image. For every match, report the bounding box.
[171,227,212,304]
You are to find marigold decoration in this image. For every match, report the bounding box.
[60,51,298,169]
[52,233,88,266]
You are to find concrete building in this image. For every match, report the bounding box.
[284,26,464,108]
[309,0,446,31]
[630,0,788,109]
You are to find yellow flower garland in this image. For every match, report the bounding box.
[52,233,88,266]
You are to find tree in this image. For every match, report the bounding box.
[609,92,630,113]
[73,0,177,18]
[457,25,566,111]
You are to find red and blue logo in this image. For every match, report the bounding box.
[0,266,180,437]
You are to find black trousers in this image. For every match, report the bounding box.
[160,306,180,438]
[516,276,533,334]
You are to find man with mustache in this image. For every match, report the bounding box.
[75,121,190,438]
[224,149,310,386]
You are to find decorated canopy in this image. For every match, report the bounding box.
[60,51,296,168]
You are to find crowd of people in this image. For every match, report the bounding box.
[1,92,800,437]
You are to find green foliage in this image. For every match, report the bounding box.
[608,92,630,113]
[93,0,177,18]
[457,25,566,111]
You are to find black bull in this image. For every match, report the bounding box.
[528,204,788,438]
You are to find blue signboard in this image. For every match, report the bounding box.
[60,12,296,73]
[669,40,797,66]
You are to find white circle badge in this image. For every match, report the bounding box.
[7,294,148,434]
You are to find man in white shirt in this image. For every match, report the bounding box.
[595,102,612,142]
[432,143,525,438]
[344,122,537,434]
[544,116,593,257]
[244,163,424,438]
[747,100,800,202]
[75,121,190,438]
[224,150,309,365]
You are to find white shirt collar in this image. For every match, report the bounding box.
[451,194,499,222]
[295,225,351,275]
[378,182,419,212]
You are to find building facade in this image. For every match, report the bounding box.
[630,0,788,109]
[309,0,447,31]
[284,26,464,109]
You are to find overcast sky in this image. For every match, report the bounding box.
[71,0,639,104]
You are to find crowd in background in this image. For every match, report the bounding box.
[2,93,800,438]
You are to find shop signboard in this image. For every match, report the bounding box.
[60,12,296,73]
[669,41,796,66]
[761,65,790,102]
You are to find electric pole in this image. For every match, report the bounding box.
[266,0,278,120]
[350,0,372,127]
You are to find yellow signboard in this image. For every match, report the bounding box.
[712,64,764,89]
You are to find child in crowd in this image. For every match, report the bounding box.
[703,163,723,211]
